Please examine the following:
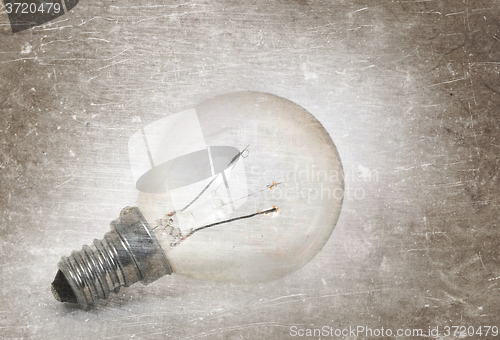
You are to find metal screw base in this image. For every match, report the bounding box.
[52,207,171,308]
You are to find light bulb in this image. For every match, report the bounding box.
[51,91,344,308]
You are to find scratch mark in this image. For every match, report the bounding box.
[78,16,119,26]
[433,226,454,244]
[425,296,447,302]
[446,11,465,16]
[352,7,369,13]
[109,2,210,9]
[60,0,67,12]
[133,10,206,24]
[318,288,387,300]
[478,252,487,272]
[466,0,471,31]
[0,57,36,64]
[41,37,72,47]
[47,58,92,62]
[93,59,132,72]
[470,113,478,148]
[254,288,390,309]
[360,64,375,70]
[86,37,110,43]
[482,78,500,96]
[444,291,466,304]
[101,48,132,61]
[427,77,468,87]
[90,102,121,106]
[257,294,306,305]
[427,181,463,187]
[267,182,281,189]
[88,74,102,82]
[56,177,75,188]
[394,166,416,172]
[38,25,73,31]
[347,25,373,31]
[444,41,466,55]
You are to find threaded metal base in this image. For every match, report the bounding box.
[52,207,171,308]
[57,233,127,306]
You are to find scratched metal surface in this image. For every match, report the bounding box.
[1,0,500,339]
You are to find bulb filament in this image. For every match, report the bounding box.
[150,145,281,248]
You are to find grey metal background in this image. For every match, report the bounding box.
[1,0,499,339]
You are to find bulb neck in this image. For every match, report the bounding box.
[52,207,171,308]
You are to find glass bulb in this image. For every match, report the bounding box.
[51,91,344,308]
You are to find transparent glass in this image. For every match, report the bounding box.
[129,91,344,283]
